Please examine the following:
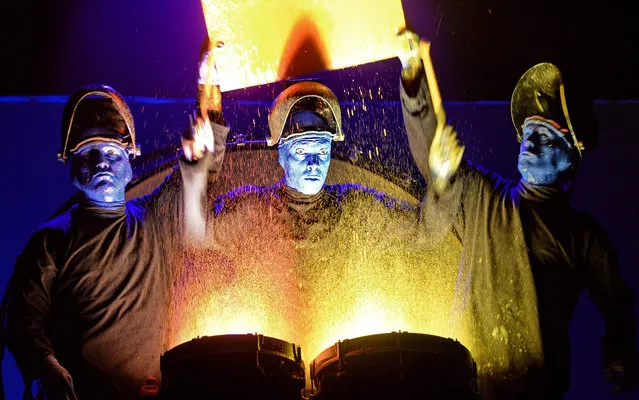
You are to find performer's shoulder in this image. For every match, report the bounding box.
[217,184,273,200]
[323,183,413,211]
[573,211,609,236]
[24,207,75,248]
[213,184,274,213]
[463,160,517,193]
[38,207,75,234]
[465,160,505,181]
[324,183,377,199]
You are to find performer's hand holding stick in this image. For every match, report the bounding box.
[400,28,465,194]
[182,37,222,161]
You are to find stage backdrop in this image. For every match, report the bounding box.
[1,65,637,399]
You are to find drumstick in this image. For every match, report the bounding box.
[419,40,446,130]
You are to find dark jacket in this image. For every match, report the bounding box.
[401,73,636,398]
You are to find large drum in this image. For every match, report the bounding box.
[310,332,479,400]
[160,334,305,399]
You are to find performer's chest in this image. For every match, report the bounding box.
[54,218,165,318]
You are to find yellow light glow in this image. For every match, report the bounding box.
[337,301,407,340]
[169,197,465,389]
[169,244,301,347]
[311,299,408,357]
[201,0,407,91]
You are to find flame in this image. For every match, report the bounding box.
[201,0,407,91]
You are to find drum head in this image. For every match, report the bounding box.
[310,332,479,400]
[161,334,305,399]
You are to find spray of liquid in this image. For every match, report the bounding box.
[168,188,464,387]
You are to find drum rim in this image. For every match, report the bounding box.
[162,333,304,365]
[310,332,475,380]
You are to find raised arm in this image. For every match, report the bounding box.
[398,30,437,184]
[398,31,465,244]
[181,37,229,245]
[399,31,463,190]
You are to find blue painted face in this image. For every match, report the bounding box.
[70,140,132,203]
[278,135,332,195]
[517,117,575,186]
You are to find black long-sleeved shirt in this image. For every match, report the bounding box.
[6,172,184,399]
[401,74,636,398]
[4,124,229,399]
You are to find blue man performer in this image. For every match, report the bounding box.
[2,83,226,400]
[404,59,637,398]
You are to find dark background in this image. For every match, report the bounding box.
[0,1,637,399]
[1,0,637,100]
